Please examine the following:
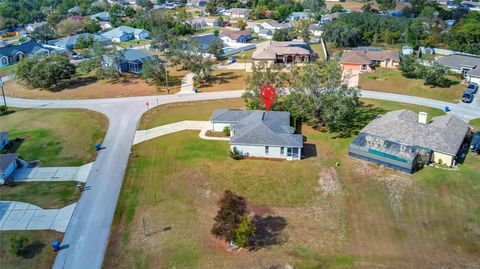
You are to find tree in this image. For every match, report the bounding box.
[237,19,247,30]
[8,235,29,256]
[303,0,326,14]
[376,0,396,11]
[75,35,95,49]
[399,55,424,79]
[213,29,219,36]
[272,28,290,41]
[16,54,76,89]
[361,3,377,13]
[83,19,101,33]
[423,63,452,87]
[31,24,54,43]
[56,18,83,37]
[137,0,153,9]
[293,19,311,42]
[207,39,224,59]
[80,42,122,80]
[125,6,136,17]
[330,4,344,13]
[218,16,226,27]
[141,58,169,93]
[211,190,249,242]
[235,217,256,248]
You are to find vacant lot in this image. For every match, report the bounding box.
[359,68,466,102]
[199,70,249,92]
[0,108,107,166]
[0,230,63,269]
[105,99,479,268]
[0,182,80,208]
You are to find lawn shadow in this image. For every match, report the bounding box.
[1,138,24,154]
[250,215,287,250]
[202,71,241,88]
[302,143,317,159]
[46,76,98,92]
[19,241,45,259]
[334,102,387,138]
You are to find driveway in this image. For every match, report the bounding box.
[0,201,76,233]
[133,121,207,144]
[13,163,92,183]
[342,70,360,88]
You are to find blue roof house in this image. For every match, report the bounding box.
[0,41,52,66]
[101,26,150,43]
[287,12,310,22]
[210,109,304,160]
[106,49,159,74]
[90,11,111,21]
[192,34,224,50]
[50,33,111,49]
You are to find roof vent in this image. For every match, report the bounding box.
[418,112,428,124]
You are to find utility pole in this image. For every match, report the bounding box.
[0,77,6,107]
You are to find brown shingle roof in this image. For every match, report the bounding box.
[340,50,400,64]
[219,29,251,40]
[252,40,312,60]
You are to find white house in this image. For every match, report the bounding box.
[101,26,150,43]
[224,8,250,19]
[0,154,17,184]
[100,21,113,31]
[437,54,480,78]
[261,20,291,31]
[258,28,274,39]
[210,109,303,160]
[287,12,310,22]
[308,24,323,37]
[187,17,220,28]
[219,29,252,43]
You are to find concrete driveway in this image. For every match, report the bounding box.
[0,201,76,233]
[133,121,207,144]
[13,163,92,183]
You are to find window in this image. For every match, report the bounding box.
[280,147,284,155]
[361,64,367,71]
[265,146,269,155]
[1,57,6,65]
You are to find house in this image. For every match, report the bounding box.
[252,40,314,66]
[308,24,323,37]
[339,49,400,72]
[210,109,303,160]
[187,0,209,6]
[260,20,291,31]
[467,68,480,84]
[461,1,480,11]
[51,33,111,49]
[187,17,220,28]
[192,34,224,50]
[0,132,8,150]
[106,49,159,73]
[348,110,470,173]
[402,45,414,56]
[224,8,250,19]
[258,28,274,39]
[287,12,310,22]
[90,11,111,21]
[99,21,113,30]
[0,153,18,184]
[320,12,341,24]
[68,6,80,13]
[436,54,480,79]
[0,41,52,66]
[101,26,150,42]
[25,22,46,33]
[219,29,252,43]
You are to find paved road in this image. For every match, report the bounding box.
[4,89,480,269]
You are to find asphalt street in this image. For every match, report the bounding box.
[4,89,480,269]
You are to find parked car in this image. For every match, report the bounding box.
[226,57,237,64]
[466,82,478,94]
[462,93,474,103]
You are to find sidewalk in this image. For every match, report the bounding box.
[177,73,195,94]
[0,201,76,232]
[133,121,208,144]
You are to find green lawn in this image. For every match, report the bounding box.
[106,98,480,268]
[310,43,326,60]
[118,39,151,49]
[0,108,107,166]
[0,182,81,208]
[228,49,254,63]
[0,64,16,77]
[359,68,466,103]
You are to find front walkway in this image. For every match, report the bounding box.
[13,163,93,183]
[0,201,76,233]
[342,69,360,88]
[177,73,195,94]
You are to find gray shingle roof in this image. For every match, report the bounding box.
[211,109,303,147]
[360,109,470,155]
[0,41,52,57]
[52,33,111,48]
[121,49,157,62]
[101,26,148,39]
[437,54,480,69]
[0,153,17,173]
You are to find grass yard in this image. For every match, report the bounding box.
[228,49,254,63]
[105,98,480,269]
[310,43,326,60]
[0,230,63,269]
[0,64,16,77]
[0,108,107,166]
[199,70,249,92]
[359,68,466,103]
[118,39,151,49]
[326,0,408,10]
[0,182,80,208]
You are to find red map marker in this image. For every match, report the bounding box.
[260,85,276,111]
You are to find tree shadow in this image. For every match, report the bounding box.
[1,138,24,154]
[334,102,387,138]
[249,215,288,250]
[302,143,317,159]
[46,76,98,92]
[19,241,45,259]
[202,71,241,87]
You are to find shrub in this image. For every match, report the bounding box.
[0,105,8,115]
[229,146,243,160]
[211,190,248,242]
[223,126,230,136]
[8,235,29,256]
[234,216,256,248]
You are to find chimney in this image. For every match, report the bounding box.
[418,112,428,124]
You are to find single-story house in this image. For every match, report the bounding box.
[192,34,224,51]
[0,41,52,66]
[339,49,400,72]
[320,12,341,24]
[0,153,18,184]
[402,45,414,56]
[287,12,310,22]
[106,49,159,74]
[436,54,480,79]
[187,0,209,6]
[258,28,274,39]
[260,20,292,31]
[461,0,480,11]
[308,24,323,37]
[90,11,111,21]
[187,17,220,28]
[50,33,111,49]
[25,22,46,33]
[0,132,8,150]
[210,109,303,160]
[219,29,252,43]
[224,8,250,19]
[101,26,150,42]
[252,40,314,66]
[348,110,470,173]
[68,6,79,13]
[100,21,113,31]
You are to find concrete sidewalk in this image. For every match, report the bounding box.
[13,163,93,183]
[177,73,195,94]
[0,201,76,232]
[133,121,208,144]
[198,121,230,141]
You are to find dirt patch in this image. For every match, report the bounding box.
[377,174,412,219]
[316,168,341,195]
[205,130,228,138]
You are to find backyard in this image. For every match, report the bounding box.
[0,108,107,166]
[104,98,480,268]
[359,68,466,102]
